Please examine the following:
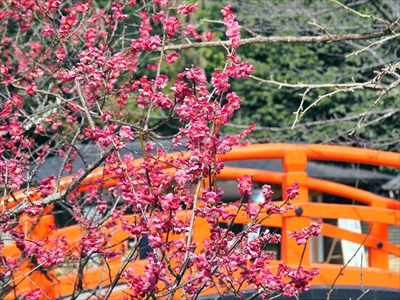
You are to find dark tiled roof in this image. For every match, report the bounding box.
[224,160,393,183]
[32,142,394,185]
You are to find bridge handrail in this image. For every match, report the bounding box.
[2,144,398,209]
[217,167,400,209]
[3,201,399,299]
[221,144,400,168]
[1,143,399,299]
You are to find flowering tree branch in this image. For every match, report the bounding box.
[327,226,372,300]
[5,146,115,218]
[0,1,344,299]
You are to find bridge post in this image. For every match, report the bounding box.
[281,147,310,265]
[369,200,389,269]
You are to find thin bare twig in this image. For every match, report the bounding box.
[308,19,333,39]
[330,0,390,26]
[185,165,204,250]
[346,33,400,58]
[327,226,372,300]
[103,242,140,300]
[143,4,170,131]
[350,76,400,135]
[292,87,310,129]
[298,242,308,270]
[249,74,383,90]
[75,81,96,129]
[225,107,400,132]
[356,253,370,300]
[12,267,52,300]
[54,117,85,192]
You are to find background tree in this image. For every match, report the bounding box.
[159,0,399,150]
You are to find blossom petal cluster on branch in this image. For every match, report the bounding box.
[0,1,321,299]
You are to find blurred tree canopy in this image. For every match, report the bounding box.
[156,0,399,151]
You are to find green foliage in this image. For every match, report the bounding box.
[171,0,399,153]
[94,0,399,153]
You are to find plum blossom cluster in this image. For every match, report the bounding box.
[211,70,231,94]
[122,253,169,298]
[225,61,255,78]
[181,24,215,41]
[59,14,78,36]
[221,5,241,49]
[0,1,321,299]
[177,3,198,15]
[164,16,181,38]
[238,175,253,196]
[5,223,69,270]
[286,182,300,199]
[165,51,179,64]
[172,225,319,298]
[288,219,323,245]
[0,158,25,191]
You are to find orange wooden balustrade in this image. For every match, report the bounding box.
[1,144,399,299]
[4,204,399,299]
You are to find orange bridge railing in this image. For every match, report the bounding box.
[1,144,399,299]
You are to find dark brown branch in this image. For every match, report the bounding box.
[5,146,115,218]
[225,108,400,132]
[370,0,393,23]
